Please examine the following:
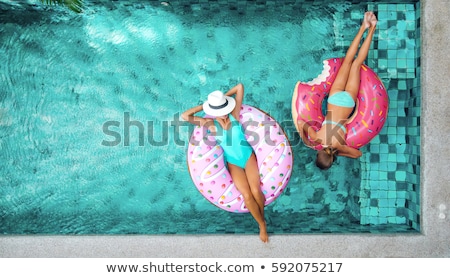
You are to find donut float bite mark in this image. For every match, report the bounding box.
[292,57,388,149]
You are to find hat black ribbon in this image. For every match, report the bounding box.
[209,99,228,110]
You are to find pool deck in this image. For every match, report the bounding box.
[1,0,449,258]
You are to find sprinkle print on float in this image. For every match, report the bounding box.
[292,57,389,150]
[187,105,293,213]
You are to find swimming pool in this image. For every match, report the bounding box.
[0,0,420,235]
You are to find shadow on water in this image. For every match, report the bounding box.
[0,2,52,26]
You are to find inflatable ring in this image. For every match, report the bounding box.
[187,104,293,213]
[291,57,388,150]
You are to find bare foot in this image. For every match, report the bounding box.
[363,11,373,29]
[370,13,378,28]
[259,222,269,243]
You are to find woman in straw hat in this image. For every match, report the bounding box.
[182,83,268,243]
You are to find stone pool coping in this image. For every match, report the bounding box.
[1,0,449,258]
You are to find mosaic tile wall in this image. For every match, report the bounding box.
[360,1,421,229]
[296,0,420,231]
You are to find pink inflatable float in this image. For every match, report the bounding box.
[292,57,389,150]
[187,105,293,213]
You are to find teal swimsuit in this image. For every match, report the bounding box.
[323,91,355,134]
[214,114,253,169]
[327,91,355,108]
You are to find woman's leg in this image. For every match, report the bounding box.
[330,11,373,95]
[244,153,266,216]
[229,160,268,243]
[345,14,377,98]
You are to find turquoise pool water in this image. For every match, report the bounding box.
[0,0,420,234]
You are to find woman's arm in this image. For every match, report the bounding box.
[225,83,244,120]
[297,119,318,145]
[181,104,212,127]
[336,145,362,158]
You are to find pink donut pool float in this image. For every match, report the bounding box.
[292,57,389,150]
[187,104,293,213]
